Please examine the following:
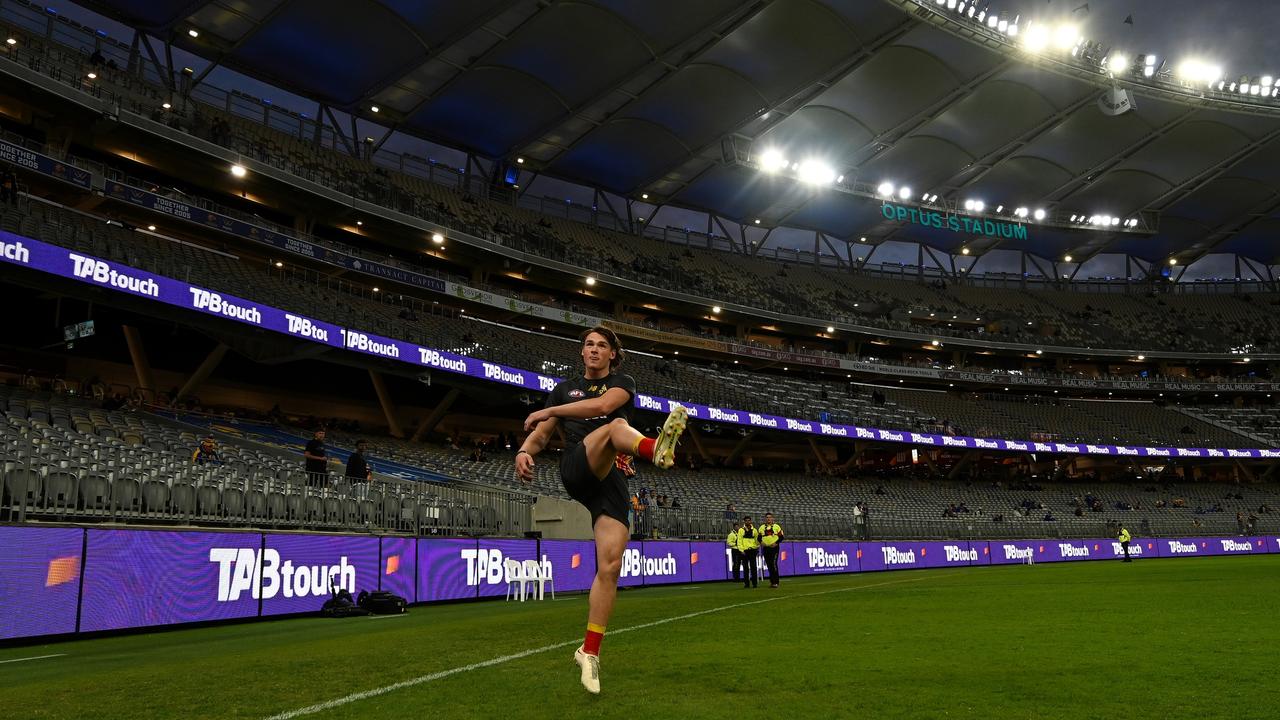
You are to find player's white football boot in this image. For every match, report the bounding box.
[574,646,601,694]
[653,404,688,469]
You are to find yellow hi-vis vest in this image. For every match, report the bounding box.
[759,523,783,547]
[1118,529,1131,542]
[736,527,760,551]
[726,530,739,550]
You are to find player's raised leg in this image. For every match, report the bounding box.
[574,514,628,694]
[580,406,688,480]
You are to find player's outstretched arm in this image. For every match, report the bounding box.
[524,387,631,430]
[515,417,558,484]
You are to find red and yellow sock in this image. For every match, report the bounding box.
[632,436,657,462]
[583,623,605,656]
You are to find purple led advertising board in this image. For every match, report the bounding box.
[476,539,538,598]
[260,534,380,617]
[0,526,83,639]
[859,541,977,572]
[790,542,857,576]
[1076,537,1157,561]
[618,541,691,587]
[688,541,727,583]
[417,538,477,602]
[1054,538,1105,561]
[637,538,691,584]
[538,539,597,593]
[986,539,1052,566]
[379,536,417,603]
[1160,536,1265,558]
[80,529,261,632]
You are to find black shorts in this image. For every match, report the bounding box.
[560,443,629,527]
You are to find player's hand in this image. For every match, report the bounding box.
[523,408,552,431]
[515,452,536,484]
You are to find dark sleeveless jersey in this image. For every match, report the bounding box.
[545,372,636,447]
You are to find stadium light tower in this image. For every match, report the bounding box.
[877,181,895,197]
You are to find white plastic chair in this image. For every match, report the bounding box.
[524,558,555,601]
[504,558,532,601]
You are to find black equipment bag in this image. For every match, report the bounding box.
[357,590,408,615]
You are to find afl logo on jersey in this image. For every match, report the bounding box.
[568,389,585,398]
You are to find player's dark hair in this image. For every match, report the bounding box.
[580,326,624,369]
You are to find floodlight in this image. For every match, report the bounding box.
[370,105,379,113]
[1264,75,1275,87]
[1023,23,1048,52]
[1169,258,1177,266]
[431,232,444,244]
[585,276,596,286]
[759,149,788,173]
[826,326,835,333]
[1014,206,1028,217]
[1053,24,1079,50]
[229,164,247,178]
[1033,208,1046,220]
[188,29,199,38]
[1063,255,1073,262]
[972,200,985,212]
[797,159,836,185]
[877,181,895,197]
[1108,54,1128,74]
[897,186,912,200]
[963,199,974,210]
[961,247,970,255]
[712,306,721,314]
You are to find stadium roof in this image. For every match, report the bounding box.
[77,0,1280,266]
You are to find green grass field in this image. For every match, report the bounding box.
[2,556,1276,720]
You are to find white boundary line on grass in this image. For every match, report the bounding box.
[0,653,66,664]
[263,572,955,720]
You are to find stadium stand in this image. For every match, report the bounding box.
[5,197,1265,451]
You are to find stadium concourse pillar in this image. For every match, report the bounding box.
[367,370,405,439]
[121,325,154,393]
[174,343,229,404]
[806,436,832,472]
[725,430,756,466]
[411,387,461,443]
[685,425,712,462]
[947,450,978,480]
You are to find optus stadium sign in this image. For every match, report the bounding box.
[880,202,1028,241]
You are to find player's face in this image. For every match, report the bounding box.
[581,333,615,371]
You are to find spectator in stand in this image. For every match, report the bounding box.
[191,435,221,465]
[345,439,372,498]
[723,503,738,521]
[304,430,329,487]
[670,496,680,509]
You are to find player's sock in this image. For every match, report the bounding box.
[584,623,605,656]
[631,437,657,462]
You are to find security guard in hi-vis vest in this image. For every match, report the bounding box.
[759,512,784,588]
[1118,526,1132,562]
[727,520,743,582]
[736,516,760,589]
